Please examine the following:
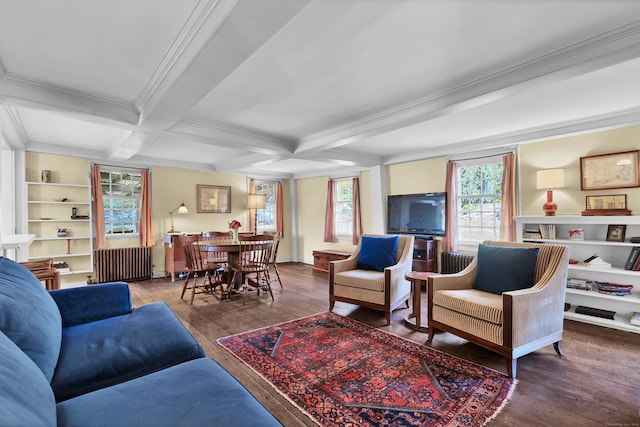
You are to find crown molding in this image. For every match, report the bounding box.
[383,105,640,166]
[296,19,640,154]
[0,106,28,149]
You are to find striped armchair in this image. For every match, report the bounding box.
[427,240,569,378]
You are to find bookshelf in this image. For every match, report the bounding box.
[516,215,640,333]
[26,182,94,279]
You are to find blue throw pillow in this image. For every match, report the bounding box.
[472,244,539,295]
[0,257,62,382]
[357,235,399,272]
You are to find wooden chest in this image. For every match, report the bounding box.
[312,250,352,274]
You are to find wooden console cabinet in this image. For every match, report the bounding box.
[164,233,197,282]
[413,238,437,272]
[312,250,351,274]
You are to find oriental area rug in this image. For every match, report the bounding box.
[217,312,516,427]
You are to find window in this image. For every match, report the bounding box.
[456,157,504,245]
[100,169,142,236]
[255,181,277,232]
[333,178,353,236]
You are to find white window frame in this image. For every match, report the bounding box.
[100,167,143,239]
[254,181,277,233]
[455,155,503,250]
[333,178,354,239]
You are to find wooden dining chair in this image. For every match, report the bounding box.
[179,234,223,304]
[263,231,283,288]
[201,231,232,266]
[229,234,274,306]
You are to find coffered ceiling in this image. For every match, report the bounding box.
[1,1,640,179]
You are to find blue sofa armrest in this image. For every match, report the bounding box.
[49,282,133,327]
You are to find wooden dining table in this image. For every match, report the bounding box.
[194,239,244,300]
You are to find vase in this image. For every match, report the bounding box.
[231,229,238,242]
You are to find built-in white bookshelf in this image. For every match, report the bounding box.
[26,182,93,276]
[516,215,640,333]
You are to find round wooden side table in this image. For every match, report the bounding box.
[403,271,437,332]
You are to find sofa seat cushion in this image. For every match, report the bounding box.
[0,257,62,382]
[51,301,205,402]
[56,358,281,427]
[432,305,503,346]
[433,289,503,324]
[334,269,385,292]
[0,330,57,427]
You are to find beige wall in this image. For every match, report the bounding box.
[520,125,640,215]
[388,157,447,195]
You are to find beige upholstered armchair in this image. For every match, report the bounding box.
[427,240,569,378]
[330,234,415,325]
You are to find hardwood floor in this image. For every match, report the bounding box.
[128,262,640,426]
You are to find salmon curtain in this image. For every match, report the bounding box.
[91,165,106,249]
[139,169,155,247]
[276,181,284,238]
[443,161,458,252]
[323,179,336,242]
[249,179,256,233]
[352,177,362,245]
[500,152,517,242]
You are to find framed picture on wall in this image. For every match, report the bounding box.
[197,185,231,213]
[580,150,640,191]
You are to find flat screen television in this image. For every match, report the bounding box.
[387,192,446,236]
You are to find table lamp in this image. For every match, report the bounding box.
[247,194,266,234]
[168,201,189,233]
[536,169,565,216]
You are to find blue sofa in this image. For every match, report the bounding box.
[0,257,281,426]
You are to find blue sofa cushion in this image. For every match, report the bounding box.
[356,235,399,272]
[472,244,539,295]
[0,330,57,426]
[56,358,281,427]
[51,301,205,402]
[0,257,62,382]
[50,282,132,327]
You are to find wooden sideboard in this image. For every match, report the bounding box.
[164,233,197,282]
[312,250,352,274]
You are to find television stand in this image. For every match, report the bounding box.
[412,238,437,272]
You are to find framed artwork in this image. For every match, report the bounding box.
[585,194,627,210]
[580,150,640,191]
[606,224,626,242]
[197,185,231,213]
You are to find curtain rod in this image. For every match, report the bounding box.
[448,147,515,163]
[91,162,148,172]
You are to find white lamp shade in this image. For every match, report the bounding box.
[536,169,565,189]
[177,204,189,214]
[247,194,266,209]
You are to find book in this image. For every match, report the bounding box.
[624,247,640,270]
[575,305,615,320]
[633,253,640,271]
[631,312,640,326]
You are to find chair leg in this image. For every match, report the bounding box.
[262,272,274,301]
[190,273,199,305]
[273,264,283,288]
[385,311,391,326]
[329,300,335,312]
[553,340,564,357]
[181,273,192,300]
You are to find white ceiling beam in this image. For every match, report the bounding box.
[138,0,313,130]
[171,118,294,155]
[105,131,156,161]
[0,74,138,125]
[296,19,640,154]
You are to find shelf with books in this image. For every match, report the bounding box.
[516,215,640,333]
